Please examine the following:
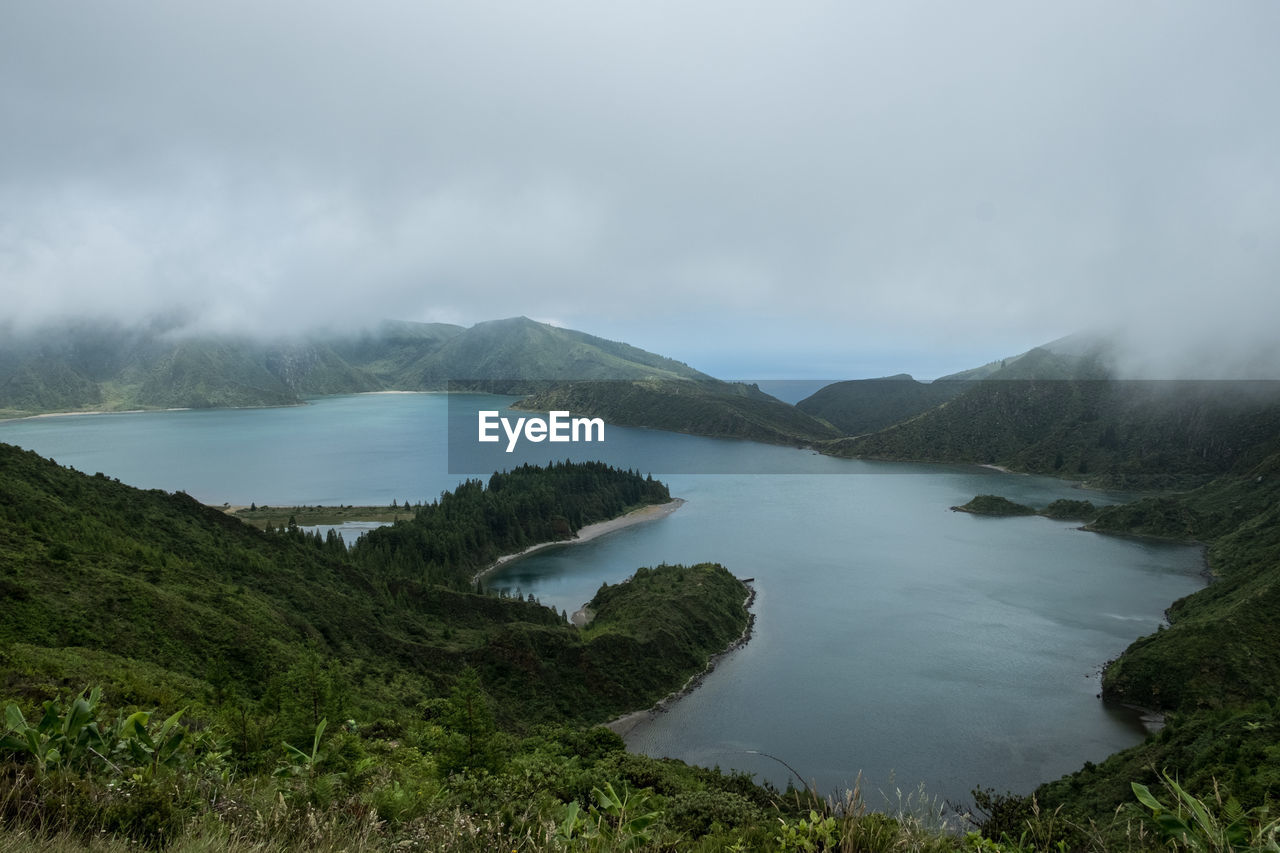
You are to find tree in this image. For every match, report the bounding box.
[441,667,497,774]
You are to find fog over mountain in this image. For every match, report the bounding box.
[2,2,1278,378]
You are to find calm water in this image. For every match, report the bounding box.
[1,394,1205,806]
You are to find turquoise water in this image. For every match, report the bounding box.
[1,394,1205,805]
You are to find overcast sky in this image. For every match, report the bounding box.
[2,2,1277,378]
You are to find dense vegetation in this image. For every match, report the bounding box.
[951,496,1099,520]
[947,447,1280,848]
[350,461,671,589]
[1040,499,1099,521]
[8,325,1280,849]
[0,447,724,728]
[513,379,841,448]
[951,495,1036,516]
[809,341,1280,848]
[7,447,879,849]
[822,376,1280,491]
[3,449,1271,852]
[796,374,966,436]
[0,317,707,417]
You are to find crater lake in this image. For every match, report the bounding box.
[1,392,1205,807]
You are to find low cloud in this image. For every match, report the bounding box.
[2,2,1278,377]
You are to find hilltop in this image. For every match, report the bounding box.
[0,317,707,418]
[795,373,965,436]
[813,337,1280,490]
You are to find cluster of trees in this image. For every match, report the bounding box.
[349,460,670,588]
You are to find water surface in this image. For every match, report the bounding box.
[2,394,1205,805]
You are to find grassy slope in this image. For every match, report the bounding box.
[416,317,710,388]
[0,318,711,417]
[0,445,743,731]
[1092,452,1280,712]
[823,376,1280,491]
[1014,449,1280,834]
[796,374,966,436]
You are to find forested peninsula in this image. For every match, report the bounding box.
[0,449,795,849]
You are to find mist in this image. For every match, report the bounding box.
[2,2,1278,378]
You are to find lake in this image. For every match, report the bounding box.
[0,393,1205,808]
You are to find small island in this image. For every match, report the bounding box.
[952,494,1100,520]
[951,494,1037,516]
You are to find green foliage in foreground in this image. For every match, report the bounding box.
[6,687,1277,852]
[0,679,958,852]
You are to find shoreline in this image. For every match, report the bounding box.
[1,406,194,422]
[606,581,757,738]
[472,498,685,585]
[0,402,311,423]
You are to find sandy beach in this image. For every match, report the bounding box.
[0,402,311,423]
[1,406,193,422]
[472,497,685,585]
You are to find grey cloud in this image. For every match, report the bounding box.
[2,1,1278,377]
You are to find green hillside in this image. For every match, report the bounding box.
[796,374,966,436]
[6,445,936,852]
[0,317,710,418]
[415,317,709,389]
[822,377,1280,490]
[809,336,1280,846]
[6,443,1275,850]
[1002,453,1280,847]
[328,319,467,383]
[0,446,743,726]
[941,444,1280,846]
[513,378,841,447]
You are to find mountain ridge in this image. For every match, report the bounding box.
[0,317,708,418]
